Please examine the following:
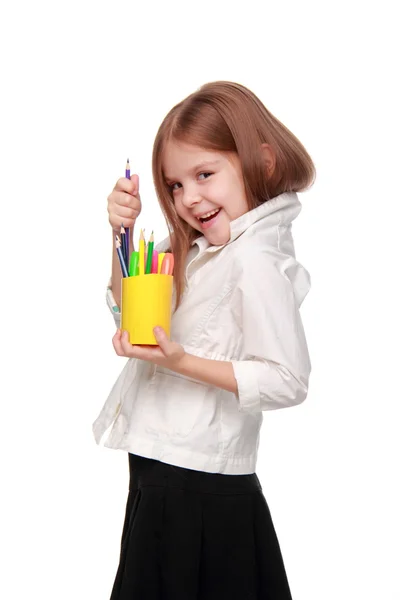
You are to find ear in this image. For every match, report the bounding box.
[261,143,276,177]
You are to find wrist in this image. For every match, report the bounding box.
[159,348,188,372]
[170,351,191,375]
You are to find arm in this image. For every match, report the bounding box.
[115,327,238,393]
[230,251,312,413]
[158,252,310,404]
[107,173,141,312]
[172,353,238,394]
[113,249,311,411]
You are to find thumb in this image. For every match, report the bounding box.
[130,174,140,196]
[153,326,169,351]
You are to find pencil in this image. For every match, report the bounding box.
[120,224,127,266]
[125,158,130,267]
[115,235,128,278]
[139,229,145,276]
[145,231,154,274]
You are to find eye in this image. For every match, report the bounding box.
[169,182,182,192]
[198,172,212,181]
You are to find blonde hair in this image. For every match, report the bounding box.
[152,81,316,308]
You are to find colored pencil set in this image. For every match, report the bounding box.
[115,228,174,277]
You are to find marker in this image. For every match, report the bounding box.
[151,250,159,274]
[158,252,165,274]
[129,251,139,277]
[160,253,174,275]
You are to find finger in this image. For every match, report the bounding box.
[153,327,170,353]
[130,173,139,195]
[111,191,140,209]
[114,177,137,194]
[120,334,152,360]
[109,212,137,232]
[108,193,141,229]
[108,204,138,220]
[109,210,140,231]
[112,329,125,356]
[120,331,159,361]
[120,330,137,357]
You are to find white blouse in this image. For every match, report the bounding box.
[93,192,311,475]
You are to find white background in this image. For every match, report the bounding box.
[1,1,399,598]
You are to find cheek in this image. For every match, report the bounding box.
[230,192,248,219]
[174,198,198,225]
[173,196,184,217]
[212,179,243,213]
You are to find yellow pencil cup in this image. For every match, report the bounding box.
[121,275,173,345]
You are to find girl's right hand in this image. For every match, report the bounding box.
[107,174,142,232]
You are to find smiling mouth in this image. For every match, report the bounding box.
[198,208,221,223]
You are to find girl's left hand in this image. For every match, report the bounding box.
[112,327,185,370]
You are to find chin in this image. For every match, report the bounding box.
[206,231,230,246]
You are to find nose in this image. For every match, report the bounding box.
[181,184,202,208]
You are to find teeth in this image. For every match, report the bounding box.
[198,209,219,220]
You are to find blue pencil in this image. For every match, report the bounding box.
[115,235,128,278]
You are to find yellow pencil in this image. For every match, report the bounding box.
[139,229,145,275]
[158,252,165,274]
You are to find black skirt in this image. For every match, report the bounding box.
[110,453,292,600]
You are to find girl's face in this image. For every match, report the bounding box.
[163,141,249,246]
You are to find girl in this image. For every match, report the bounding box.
[94,81,315,599]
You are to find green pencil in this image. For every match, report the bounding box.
[145,231,154,274]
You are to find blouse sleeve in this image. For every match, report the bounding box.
[231,250,311,413]
[106,278,121,328]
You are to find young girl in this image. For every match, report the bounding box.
[94,81,315,599]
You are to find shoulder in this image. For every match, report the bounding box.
[155,235,171,252]
[230,240,311,306]
[230,236,286,279]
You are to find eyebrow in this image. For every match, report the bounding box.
[164,159,221,182]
